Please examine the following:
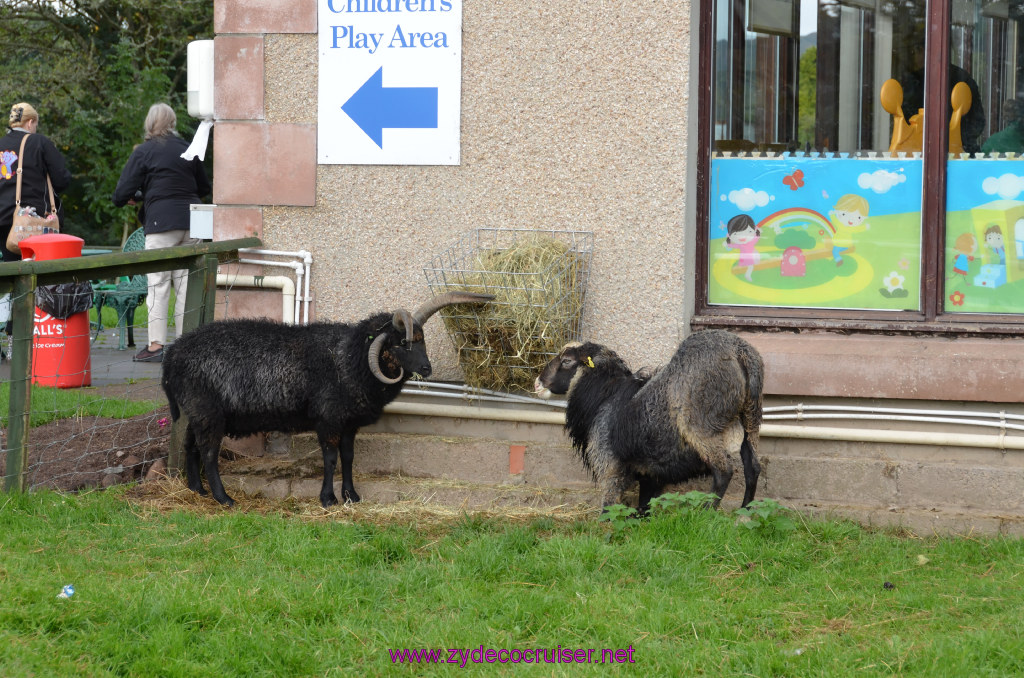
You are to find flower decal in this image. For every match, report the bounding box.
[883,271,906,294]
[949,290,965,306]
[898,258,910,270]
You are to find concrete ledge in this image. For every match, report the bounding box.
[215,405,1024,535]
[288,432,594,487]
[794,500,1024,537]
[740,331,1024,403]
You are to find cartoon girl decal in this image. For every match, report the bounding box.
[948,232,977,282]
[724,214,761,282]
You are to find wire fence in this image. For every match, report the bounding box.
[2,283,174,491]
[1,237,260,493]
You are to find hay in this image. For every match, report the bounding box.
[425,230,593,393]
[125,476,598,530]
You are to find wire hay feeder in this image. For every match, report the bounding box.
[424,228,594,393]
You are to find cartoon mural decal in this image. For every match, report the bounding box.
[943,161,1024,313]
[709,155,922,310]
[937,163,1024,315]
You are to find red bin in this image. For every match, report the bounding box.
[20,234,92,388]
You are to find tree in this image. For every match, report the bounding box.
[798,46,817,148]
[0,0,213,244]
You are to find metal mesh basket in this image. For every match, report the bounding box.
[423,228,594,392]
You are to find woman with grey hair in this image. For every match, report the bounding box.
[113,102,211,362]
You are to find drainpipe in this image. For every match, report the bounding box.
[237,258,305,326]
[215,273,296,324]
[239,248,313,323]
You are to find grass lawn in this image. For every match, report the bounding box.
[90,290,181,331]
[1,486,1021,677]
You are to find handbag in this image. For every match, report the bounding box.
[5,133,59,255]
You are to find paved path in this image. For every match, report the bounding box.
[88,328,164,386]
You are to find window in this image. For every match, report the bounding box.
[696,0,1024,331]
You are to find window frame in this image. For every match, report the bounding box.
[693,0,1024,336]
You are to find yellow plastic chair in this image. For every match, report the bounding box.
[880,78,972,154]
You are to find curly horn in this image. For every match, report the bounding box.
[412,292,495,325]
[367,333,403,385]
[393,309,416,343]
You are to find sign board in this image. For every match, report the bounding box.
[318,0,463,165]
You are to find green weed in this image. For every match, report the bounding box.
[735,497,799,536]
[598,503,638,540]
[647,490,720,515]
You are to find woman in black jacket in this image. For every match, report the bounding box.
[0,102,72,263]
[113,103,211,362]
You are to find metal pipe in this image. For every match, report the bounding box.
[400,388,553,408]
[765,404,1024,423]
[302,254,311,324]
[764,413,1024,433]
[240,247,312,259]
[383,401,566,425]
[378,402,1024,450]
[761,424,1024,451]
[239,248,313,323]
[237,258,304,326]
[402,379,565,408]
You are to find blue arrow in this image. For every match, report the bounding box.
[341,67,438,149]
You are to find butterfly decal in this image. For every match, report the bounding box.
[0,150,17,181]
[782,169,804,191]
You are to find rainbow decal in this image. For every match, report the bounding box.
[757,207,835,237]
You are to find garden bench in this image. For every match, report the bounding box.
[92,227,148,350]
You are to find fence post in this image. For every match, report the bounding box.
[168,254,221,475]
[4,274,36,492]
[200,254,219,325]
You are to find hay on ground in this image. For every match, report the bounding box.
[125,476,599,529]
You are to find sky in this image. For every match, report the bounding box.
[801,0,817,36]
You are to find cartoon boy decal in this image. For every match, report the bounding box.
[948,232,977,282]
[984,224,1006,265]
[829,194,871,267]
[724,214,761,282]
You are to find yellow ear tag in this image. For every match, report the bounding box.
[586,357,595,368]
